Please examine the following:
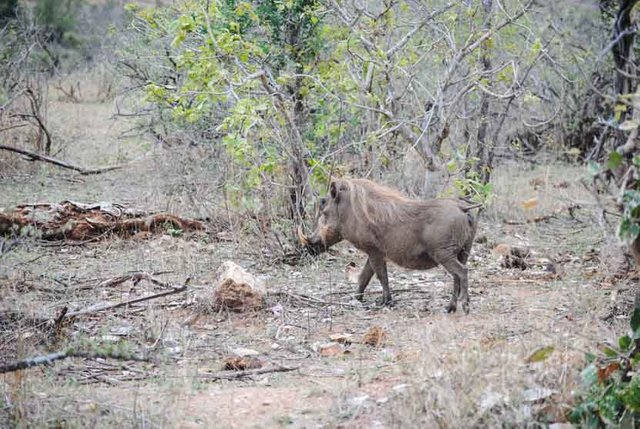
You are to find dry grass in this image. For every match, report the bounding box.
[0,73,637,428]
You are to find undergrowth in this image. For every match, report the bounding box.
[571,307,640,427]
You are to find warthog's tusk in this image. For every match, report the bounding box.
[297,225,309,246]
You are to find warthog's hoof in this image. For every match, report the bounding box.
[446,303,457,313]
[375,296,394,307]
[462,301,470,315]
[354,293,364,302]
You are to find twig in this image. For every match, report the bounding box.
[322,284,446,297]
[0,350,152,374]
[269,291,362,309]
[504,203,582,225]
[487,277,545,285]
[0,144,125,175]
[64,285,188,318]
[96,272,174,289]
[0,123,29,133]
[200,365,298,381]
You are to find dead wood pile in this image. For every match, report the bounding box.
[0,201,205,241]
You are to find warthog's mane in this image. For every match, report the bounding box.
[344,179,432,226]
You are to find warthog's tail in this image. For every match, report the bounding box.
[454,198,483,229]
[456,199,484,212]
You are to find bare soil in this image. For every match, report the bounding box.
[0,76,637,428]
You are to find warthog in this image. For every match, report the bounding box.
[299,179,480,313]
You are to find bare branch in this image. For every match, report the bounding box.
[0,350,152,374]
[385,3,455,59]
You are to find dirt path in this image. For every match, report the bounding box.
[0,77,634,428]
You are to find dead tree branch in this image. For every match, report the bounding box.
[64,284,188,319]
[0,144,125,175]
[200,365,298,381]
[0,350,152,374]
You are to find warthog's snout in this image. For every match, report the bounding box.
[297,225,328,255]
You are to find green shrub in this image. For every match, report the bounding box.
[570,308,640,427]
[35,0,80,45]
[0,0,19,22]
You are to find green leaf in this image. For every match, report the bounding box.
[619,218,640,243]
[607,151,623,170]
[580,363,598,385]
[620,334,632,352]
[602,346,619,358]
[620,374,640,411]
[530,38,542,57]
[525,345,555,363]
[631,307,640,339]
[588,160,600,177]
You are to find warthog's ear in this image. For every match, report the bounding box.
[330,181,339,200]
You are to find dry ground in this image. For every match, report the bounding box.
[0,73,637,428]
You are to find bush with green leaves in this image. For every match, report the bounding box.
[122,0,341,217]
[612,152,640,248]
[0,0,18,22]
[570,308,640,426]
[119,0,608,221]
[35,0,80,46]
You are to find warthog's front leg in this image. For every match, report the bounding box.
[355,258,374,302]
[368,253,393,306]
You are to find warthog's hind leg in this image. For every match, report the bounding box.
[437,252,469,314]
[355,258,374,302]
[448,276,461,314]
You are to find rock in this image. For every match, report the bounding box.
[348,395,371,408]
[392,384,409,393]
[548,424,573,429]
[479,389,504,413]
[213,261,266,312]
[230,347,260,357]
[522,387,556,403]
[329,333,354,344]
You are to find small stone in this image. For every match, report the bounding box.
[230,347,260,357]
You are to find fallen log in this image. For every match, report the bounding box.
[0,201,206,241]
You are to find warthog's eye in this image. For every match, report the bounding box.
[319,197,327,211]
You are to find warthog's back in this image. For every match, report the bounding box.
[366,198,476,269]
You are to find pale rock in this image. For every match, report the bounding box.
[212,261,266,312]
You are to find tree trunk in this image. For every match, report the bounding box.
[473,0,494,184]
[285,7,310,221]
[611,0,639,149]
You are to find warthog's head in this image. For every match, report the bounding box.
[298,181,346,253]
